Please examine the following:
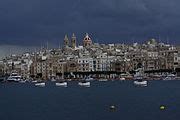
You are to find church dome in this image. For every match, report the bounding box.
[83,33,92,47]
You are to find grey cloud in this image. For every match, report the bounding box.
[0,0,180,46]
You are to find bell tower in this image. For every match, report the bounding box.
[71,33,76,49]
[64,34,69,48]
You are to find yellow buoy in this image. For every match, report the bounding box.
[160,105,166,110]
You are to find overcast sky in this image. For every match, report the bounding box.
[0,0,180,48]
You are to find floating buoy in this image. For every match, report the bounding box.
[160,105,166,110]
[110,105,116,111]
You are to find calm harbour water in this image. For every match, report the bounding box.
[0,80,180,120]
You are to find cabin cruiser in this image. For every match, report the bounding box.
[78,81,90,87]
[133,68,147,87]
[7,73,22,82]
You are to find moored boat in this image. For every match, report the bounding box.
[19,80,26,83]
[133,68,147,87]
[119,77,125,81]
[163,74,176,80]
[7,73,22,82]
[85,76,94,81]
[32,80,38,83]
[78,81,90,87]
[35,82,45,87]
[55,82,67,87]
[134,80,147,86]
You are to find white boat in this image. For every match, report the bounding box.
[134,80,147,86]
[163,74,176,80]
[55,82,67,87]
[119,77,125,81]
[85,76,94,81]
[35,82,45,87]
[78,81,90,87]
[133,68,147,87]
[7,73,22,82]
[98,78,108,82]
[19,80,26,83]
[32,80,38,83]
[67,79,72,81]
[51,78,56,82]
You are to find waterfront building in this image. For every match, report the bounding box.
[78,57,94,72]
[1,34,180,80]
[66,59,78,73]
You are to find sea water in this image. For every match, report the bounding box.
[0,80,180,120]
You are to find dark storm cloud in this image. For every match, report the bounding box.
[0,0,180,46]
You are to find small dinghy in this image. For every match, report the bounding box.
[35,82,45,87]
[55,82,67,87]
[134,80,147,86]
[78,81,90,87]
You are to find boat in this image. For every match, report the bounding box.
[85,75,94,81]
[7,73,22,82]
[55,81,67,87]
[0,77,5,82]
[32,80,38,83]
[133,68,147,87]
[119,77,125,81]
[98,78,108,82]
[35,82,45,87]
[51,78,56,82]
[163,74,176,80]
[134,80,147,86]
[78,81,90,87]
[67,79,72,81]
[19,80,26,83]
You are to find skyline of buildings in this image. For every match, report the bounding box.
[0,33,180,80]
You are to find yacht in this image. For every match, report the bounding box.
[133,68,147,87]
[7,73,22,82]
